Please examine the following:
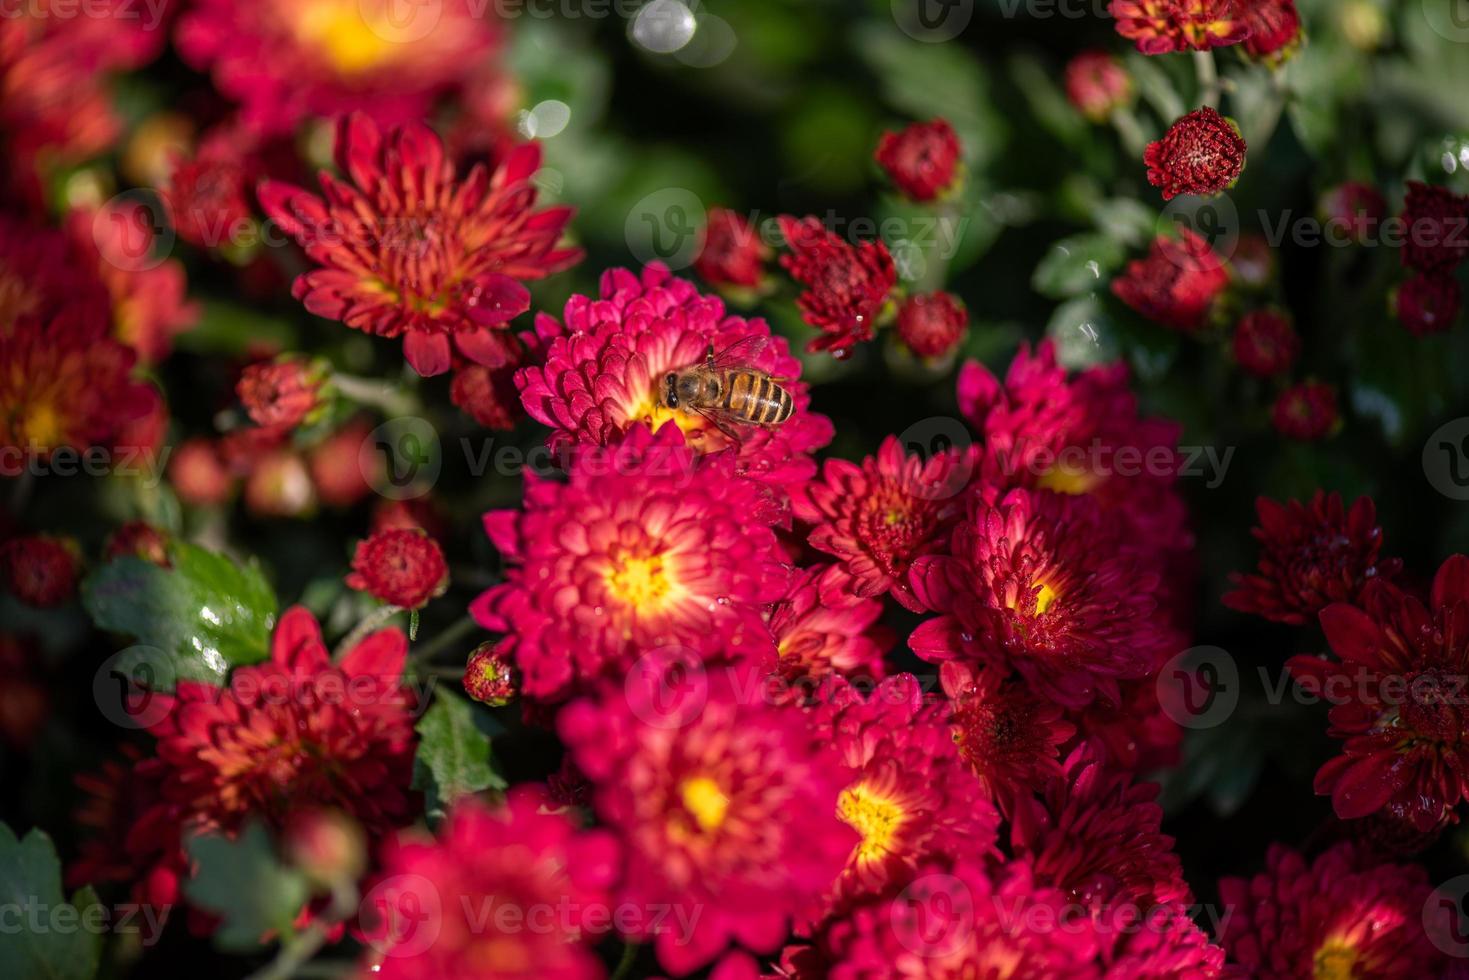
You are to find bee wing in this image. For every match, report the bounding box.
[709,335,774,370]
[691,405,749,444]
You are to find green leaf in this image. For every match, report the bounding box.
[82,541,278,685]
[184,823,309,952]
[176,299,297,356]
[1091,198,1158,248]
[0,824,103,980]
[412,688,506,821]
[1032,234,1124,299]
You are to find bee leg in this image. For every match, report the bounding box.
[704,345,717,370]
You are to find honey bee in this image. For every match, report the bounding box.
[659,336,794,440]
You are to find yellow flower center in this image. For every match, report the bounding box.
[605,553,675,610]
[1313,939,1359,980]
[292,0,412,76]
[1034,582,1058,615]
[679,776,729,833]
[1036,462,1103,496]
[17,399,66,451]
[837,782,908,864]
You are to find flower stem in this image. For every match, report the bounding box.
[1109,106,1148,159]
[609,941,640,980]
[332,373,420,418]
[410,613,481,666]
[333,603,403,661]
[1193,50,1221,108]
[246,881,358,980]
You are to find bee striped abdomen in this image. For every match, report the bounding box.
[721,371,792,424]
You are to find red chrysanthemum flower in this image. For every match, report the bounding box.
[1109,0,1251,54]
[1144,106,1247,201]
[1232,308,1300,376]
[894,291,968,360]
[1400,180,1469,273]
[516,264,833,498]
[1070,677,1185,774]
[1240,0,1304,63]
[873,118,962,203]
[941,661,1074,813]
[782,859,1101,978]
[470,424,790,703]
[766,564,891,682]
[346,528,449,609]
[360,789,620,980]
[1224,492,1398,625]
[1065,51,1135,122]
[794,435,975,613]
[558,661,854,975]
[909,487,1168,708]
[237,357,324,430]
[146,606,417,834]
[0,214,109,327]
[259,114,581,377]
[777,215,897,357]
[695,206,770,290]
[1097,903,1226,978]
[957,341,1194,581]
[175,0,500,134]
[163,126,260,250]
[105,521,171,567]
[1320,181,1388,244]
[310,418,377,508]
[1013,747,1191,911]
[810,674,998,907]
[1287,554,1469,831]
[1112,228,1229,332]
[462,641,518,707]
[0,534,80,607]
[244,447,318,518]
[1217,842,1445,978]
[1396,271,1462,336]
[1272,380,1339,440]
[451,361,523,430]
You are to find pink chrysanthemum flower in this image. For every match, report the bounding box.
[777,215,897,356]
[910,488,1167,708]
[175,0,500,133]
[794,435,974,612]
[259,114,581,377]
[957,341,1193,571]
[781,859,1101,978]
[145,606,417,834]
[516,264,833,497]
[1287,554,1469,832]
[1097,903,1226,977]
[471,424,790,703]
[359,789,619,980]
[1070,677,1184,774]
[1224,491,1399,625]
[558,662,854,975]
[766,565,891,682]
[810,674,998,906]
[1013,747,1191,911]
[941,661,1075,812]
[1217,842,1445,978]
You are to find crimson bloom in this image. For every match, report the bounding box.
[1400,180,1469,273]
[558,660,854,975]
[1,534,80,607]
[766,564,891,682]
[1144,106,1247,201]
[1217,842,1445,978]
[237,357,323,430]
[1320,181,1388,244]
[894,291,968,360]
[260,114,581,377]
[1396,271,1462,336]
[516,264,832,497]
[873,118,962,202]
[777,215,896,356]
[794,435,974,612]
[105,522,170,567]
[1111,228,1229,332]
[694,207,769,290]
[346,528,449,610]
[811,674,998,907]
[462,641,518,707]
[1065,51,1134,122]
[1240,0,1304,63]
[1287,554,1469,832]
[360,789,619,980]
[1273,381,1339,440]
[175,0,500,133]
[1224,492,1398,625]
[470,424,790,703]
[163,125,259,249]
[451,361,523,431]
[1232,308,1300,377]
[910,487,1168,708]
[1109,0,1251,54]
